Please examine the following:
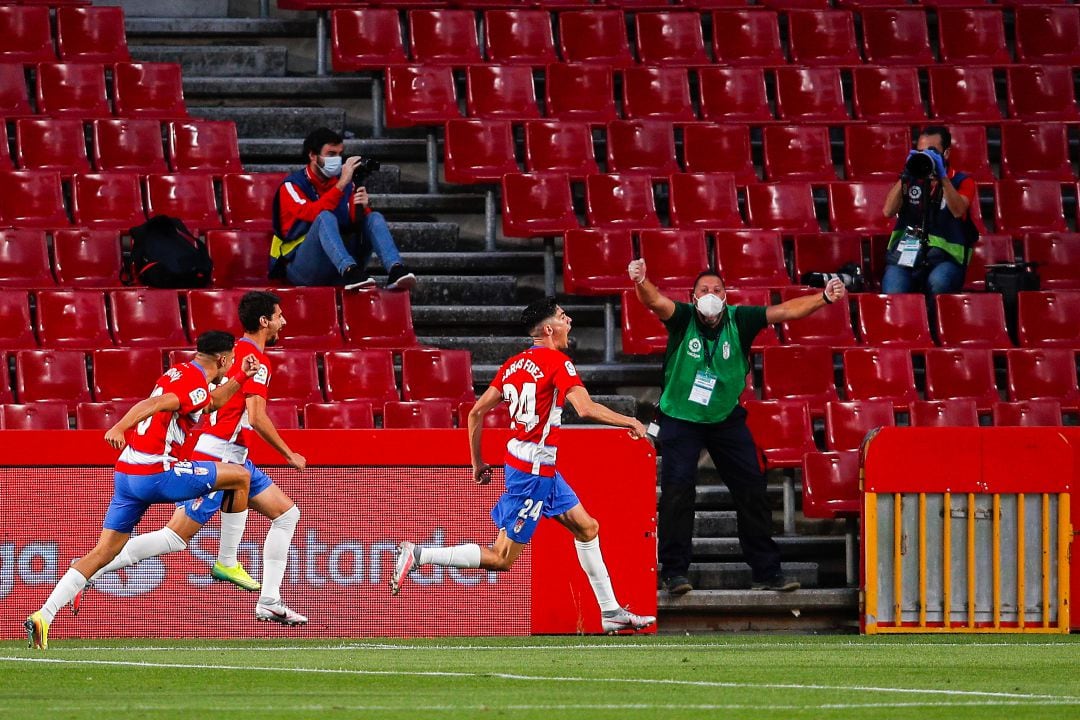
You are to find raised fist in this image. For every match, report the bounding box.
[628,259,647,284]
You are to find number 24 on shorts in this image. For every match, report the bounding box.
[518,498,544,522]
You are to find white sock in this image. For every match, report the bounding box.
[217,509,249,567]
[260,505,299,603]
[91,528,187,581]
[418,544,482,568]
[574,536,620,613]
[41,568,87,624]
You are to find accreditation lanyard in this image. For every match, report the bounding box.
[688,332,722,407]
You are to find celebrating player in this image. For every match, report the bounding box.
[24,331,257,650]
[390,298,656,634]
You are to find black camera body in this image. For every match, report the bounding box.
[904,150,937,180]
[352,156,381,183]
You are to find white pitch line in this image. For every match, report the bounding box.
[0,656,1076,703]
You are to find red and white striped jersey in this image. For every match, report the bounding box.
[189,337,270,463]
[116,362,212,475]
[490,345,584,477]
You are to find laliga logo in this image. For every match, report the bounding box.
[908,185,923,201]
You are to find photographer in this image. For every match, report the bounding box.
[880,126,977,300]
[270,127,415,291]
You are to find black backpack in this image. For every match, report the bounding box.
[125,216,213,288]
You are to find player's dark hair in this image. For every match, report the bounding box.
[302,127,343,161]
[195,330,235,356]
[238,290,281,332]
[920,125,952,150]
[692,269,724,292]
[521,297,559,335]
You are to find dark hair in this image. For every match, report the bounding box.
[521,297,559,335]
[238,290,281,333]
[692,269,724,291]
[302,127,344,161]
[195,330,235,356]
[920,125,952,150]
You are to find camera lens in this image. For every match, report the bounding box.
[904,151,934,180]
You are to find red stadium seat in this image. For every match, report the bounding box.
[843,347,917,410]
[264,349,323,405]
[221,173,285,230]
[383,400,454,429]
[668,173,742,229]
[444,119,519,184]
[92,347,163,403]
[585,174,660,229]
[271,286,343,349]
[56,7,130,63]
[774,67,848,122]
[53,229,123,287]
[1017,290,1080,348]
[947,125,993,184]
[1007,65,1080,121]
[71,172,146,229]
[855,293,933,349]
[828,181,895,235]
[0,6,53,63]
[408,9,481,66]
[484,9,557,66]
[465,65,540,120]
[0,63,33,118]
[715,230,789,287]
[14,118,91,175]
[928,67,1001,122]
[635,12,709,66]
[639,229,709,289]
[0,171,68,228]
[265,402,299,430]
[304,400,375,429]
[825,399,895,451]
[1006,348,1080,410]
[1023,233,1080,290]
[802,450,861,519]
[557,10,633,68]
[523,120,598,177]
[621,66,694,122]
[923,348,998,411]
[778,286,856,347]
[681,124,756,183]
[1015,6,1080,65]
[112,63,187,119]
[458,400,511,429]
[938,7,1010,65]
[384,65,459,128]
[745,183,818,234]
[0,291,36,349]
[401,348,474,405]
[850,66,927,122]
[35,289,111,349]
[543,63,617,123]
[323,349,399,405]
[341,288,419,350]
[144,174,222,232]
[109,289,187,347]
[36,62,109,118]
[935,293,1011,349]
[762,345,838,415]
[92,118,168,174]
[1000,124,1073,181]
[186,288,245,338]
[206,230,273,287]
[792,233,863,281]
[698,67,772,123]
[995,180,1067,236]
[605,120,679,177]
[330,8,407,72]
[2,402,69,430]
[15,349,91,404]
[168,120,243,175]
[762,125,835,182]
[786,10,860,66]
[562,228,634,295]
[860,8,933,66]
[0,229,52,287]
[963,233,1014,292]
[76,401,125,430]
[910,398,980,427]
[710,9,785,66]
[621,288,676,355]
[727,288,780,349]
[992,399,1064,427]
[500,173,577,238]
[744,399,816,468]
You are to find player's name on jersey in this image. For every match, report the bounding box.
[502,357,545,382]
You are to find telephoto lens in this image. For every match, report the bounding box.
[904,151,935,180]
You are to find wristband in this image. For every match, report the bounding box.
[227,364,249,384]
[822,290,833,305]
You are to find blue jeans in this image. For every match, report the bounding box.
[284,210,402,286]
[881,248,966,298]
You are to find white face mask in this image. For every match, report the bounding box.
[695,293,725,319]
[320,155,342,177]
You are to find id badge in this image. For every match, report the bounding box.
[688,370,716,406]
[897,233,921,269]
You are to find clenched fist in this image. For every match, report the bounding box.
[628,259,647,285]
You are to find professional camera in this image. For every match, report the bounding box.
[352,156,381,182]
[904,150,937,180]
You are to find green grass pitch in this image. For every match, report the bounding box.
[2,635,1079,719]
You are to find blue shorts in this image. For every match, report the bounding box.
[491,465,580,544]
[103,462,219,534]
[179,460,274,525]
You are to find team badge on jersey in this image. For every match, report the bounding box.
[564,361,577,377]
[253,365,270,386]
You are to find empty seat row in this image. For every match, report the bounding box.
[0,62,186,119]
[0,287,417,350]
[0,5,129,64]
[384,63,1080,128]
[330,7,1080,71]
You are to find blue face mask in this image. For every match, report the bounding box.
[320,155,342,177]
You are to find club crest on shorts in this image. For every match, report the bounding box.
[513,517,526,534]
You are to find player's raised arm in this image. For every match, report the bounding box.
[245,394,306,471]
[104,393,182,449]
[629,258,676,322]
[565,386,647,439]
[467,385,503,484]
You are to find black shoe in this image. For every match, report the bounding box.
[342,265,375,290]
[386,263,416,291]
[750,574,800,592]
[663,575,693,596]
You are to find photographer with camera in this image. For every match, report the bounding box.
[880,126,978,301]
[270,127,415,291]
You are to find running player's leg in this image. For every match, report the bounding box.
[247,479,305,624]
[88,506,201,581]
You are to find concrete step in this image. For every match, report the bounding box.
[689,483,788,511]
[126,17,314,37]
[563,394,638,422]
[400,251,543,275]
[474,362,662,389]
[692,535,845,561]
[686,561,820,590]
[131,45,287,77]
[369,193,487,216]
[239,137,427,163]
[189,106,346,138]
[658,587,857,613]
[101,0,228,17]
[418,336,547,364]
[413,304,606,329]
[410,275,518,306]
[186,76,372,99]
[694,510,846,538]
[388,222,461,252]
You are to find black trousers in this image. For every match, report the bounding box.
[657,406,781,582]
